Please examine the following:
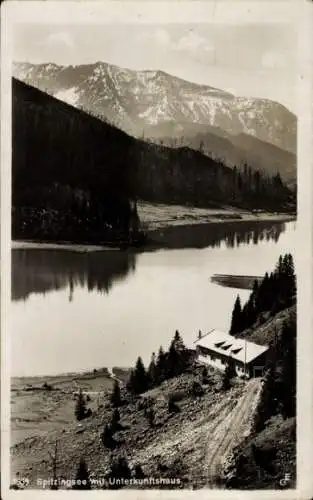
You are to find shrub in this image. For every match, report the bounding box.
[146,407,155,427]
[110,379,122,407]
[72,457,91,490]
[202,366,210,384]
[134,464,145,479]
[167,390,186,403]
[190,381,204,398]
[222,358,236,391]
[42,382,53,391]
[75,389,87,421]
[111,408,122,432]
[168,395,180,414]
[108,456,131,489]
[101,424,116,449]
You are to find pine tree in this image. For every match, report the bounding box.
[147,352,157,388]
[75,389,87,421]
[146,406,155,427]
[168,395,180,413]
[134,464,145,479]
[155,346,167,384]
[166,330,189,378]
[101,423,115,449]
[285,253,296,300]
[229,295,242,335]
[280,319,296,418]
[245,295,257,328]
[110,379,122,408]
[73,457,91,490]
[126,370,136,394]
[222,357,236,390]
[127,357,148,395]
[252,280,259,313]
[111,408,121,432]
[108,456,132,489]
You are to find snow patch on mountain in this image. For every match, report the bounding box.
[55,87,79,106]
[12,60,296,152]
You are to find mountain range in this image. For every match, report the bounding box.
[13,61,297,185]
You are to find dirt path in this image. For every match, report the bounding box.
[205,378,262,485]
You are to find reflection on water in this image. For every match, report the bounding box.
[12,250,136,302]
[148,220,286,249]
[11,220,295,376]
[12,220,286,302]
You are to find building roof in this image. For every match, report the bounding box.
[194,329,268,365]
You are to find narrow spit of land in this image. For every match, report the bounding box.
[211,274,263,290]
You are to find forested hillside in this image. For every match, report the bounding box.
[224,254,296,488]
[134,142,294,209]
[12,78,295,243]
[145,127,296,187]
[12,78,136,243]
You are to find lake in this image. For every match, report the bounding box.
[11,220,296,377]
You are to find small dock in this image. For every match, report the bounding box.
[211,274,263,290]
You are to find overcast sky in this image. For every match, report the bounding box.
[13,23,297,112]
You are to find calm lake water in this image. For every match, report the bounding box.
[11,220,296,377]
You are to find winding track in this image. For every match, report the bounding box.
[205,378,262,486]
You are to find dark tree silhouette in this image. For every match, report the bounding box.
[101,424,116,450]
[110,379,122,408]
[126,357,148,395]
[111,408,122,432]
[75,389,87,421]
[166,330,188,378]
[222,357,237,391]
[155,346,167,384]
[108,456,132,489]
[229,295,243,335]
[147,352,157,388]
[72,457,91,490]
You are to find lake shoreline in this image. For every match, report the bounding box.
[12,209,296,253]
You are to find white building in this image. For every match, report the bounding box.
[194,329,269,378]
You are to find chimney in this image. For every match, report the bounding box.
[198,330,202,340]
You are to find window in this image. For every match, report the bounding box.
[214,341,225,348]
[231,347,243,355]
[221,344,233,351]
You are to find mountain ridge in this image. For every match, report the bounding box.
[12,76,294,245]
[13,60,297,156]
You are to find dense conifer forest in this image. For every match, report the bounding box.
[12,78,295,244]
[229,253,296,335]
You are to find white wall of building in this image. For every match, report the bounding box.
[197,352,249,378]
